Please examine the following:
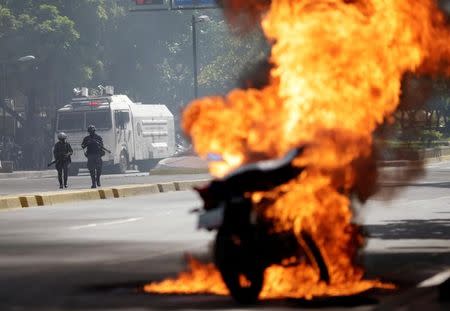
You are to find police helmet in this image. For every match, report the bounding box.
[57,132,67,140]
[87,125,96,133]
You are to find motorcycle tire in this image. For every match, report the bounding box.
[214,228,264,304]
[299,230,330,283]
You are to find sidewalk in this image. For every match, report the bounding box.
[0,170,55,180]
[150,155,208,175]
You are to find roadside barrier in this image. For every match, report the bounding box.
[174,180,206,190]
[0,196,22,210]
[111,184,160,198]
[18,195,38,208]
[0,179,209,211]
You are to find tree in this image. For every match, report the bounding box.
[156,10,269,110]
[0,2,273,168]
[0,0,120,168]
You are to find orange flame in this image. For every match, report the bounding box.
[145,0,450,299]
[144,258,395,299]
[144,257,229,296]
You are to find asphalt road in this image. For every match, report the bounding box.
[0,162,448,310]
[0,171,210,195]
[0,159,449,197]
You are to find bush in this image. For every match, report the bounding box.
[420,130,444,147]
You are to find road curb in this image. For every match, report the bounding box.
[0,179,210,211]
[149,167,209,175]
[0,196,22,210]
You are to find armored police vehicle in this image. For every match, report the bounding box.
[55,87,175,175]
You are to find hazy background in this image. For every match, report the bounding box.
[0,0,268,168]
[0,0,449,170]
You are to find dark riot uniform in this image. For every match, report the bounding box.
[53,140,73,188]
[81,132,104,188]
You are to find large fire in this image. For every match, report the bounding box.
[144,0,450,299]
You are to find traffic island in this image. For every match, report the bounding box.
[0,179,209,211]
[150,156,209,175]
[0,196,22,209]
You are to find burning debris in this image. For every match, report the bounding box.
[145,0,450,301]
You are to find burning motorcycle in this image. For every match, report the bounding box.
[195,147,329,303]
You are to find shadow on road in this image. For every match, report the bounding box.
[0,240,448,310]
[83,281,381,310]
[0,249,448,310]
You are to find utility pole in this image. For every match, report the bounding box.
[191,15,211,99]
[131,1,216,100]
[2,63,6,138]
[192,15,198,99]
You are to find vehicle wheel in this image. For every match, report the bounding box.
[68,166,79,176]
[214,229,264,304]
[299,231,329,283]
[112,152,128,174]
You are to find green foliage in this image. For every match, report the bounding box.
[0,2,272,157]
[397,76,450,142]
[197,22,268,91]
[0,2,80,58]
[157,11,270,105]
[1,2,270,111]
[0,0,129,107]
[0,5,17,36]
[421,129,444,143]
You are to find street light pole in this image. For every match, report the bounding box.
[192,15,199,99]
[191,15,211,100]
[2,63,6,138]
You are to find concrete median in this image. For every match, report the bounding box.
[18,195,39,208]
[0,196,22,210]
[111,184,160,198]
[98,188,115,199]
[35,189,101,206]
[174,180,208,191]
[0,179,210,211]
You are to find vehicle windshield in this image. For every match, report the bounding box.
[86,110,112,130]
[57,113,84,131]
[57,110,112,132]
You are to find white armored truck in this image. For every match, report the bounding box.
[55,87,175,175]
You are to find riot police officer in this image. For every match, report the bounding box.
[53,132,73,189]
[81,125,104,188]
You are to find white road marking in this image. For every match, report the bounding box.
[70,217,143,230]
[417,269,450,287]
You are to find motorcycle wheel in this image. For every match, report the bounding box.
[214,228,264,304]
[299,231,330,283]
